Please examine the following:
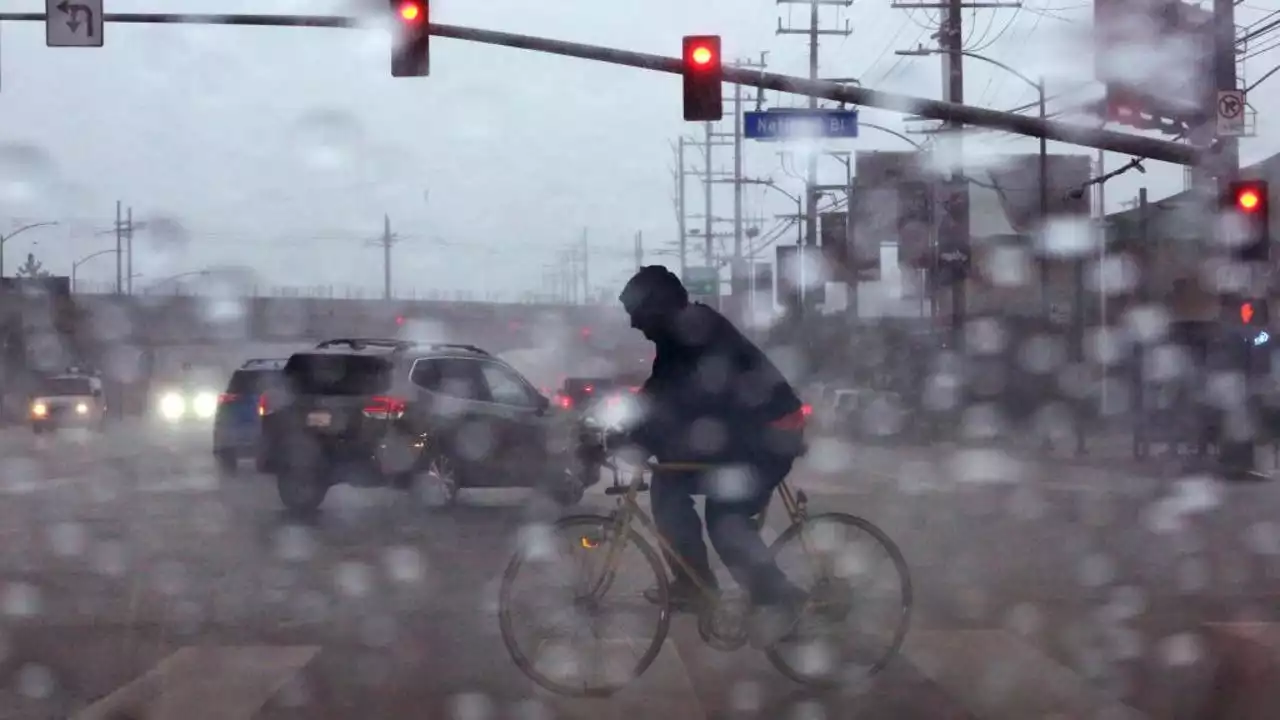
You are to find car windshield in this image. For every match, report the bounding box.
[40,378,93,396]
[284,353,392,396]
[225,369,278,395]
[5,3,1259,716]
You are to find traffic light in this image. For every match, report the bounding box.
[391,0,429,77]
[682,35,722,122]
[1224,180,1269,261]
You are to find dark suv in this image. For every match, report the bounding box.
[260,338,589,513]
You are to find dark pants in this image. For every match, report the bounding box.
[650,457,796,606]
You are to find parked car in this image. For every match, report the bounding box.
[212,358,288,475]
[259,338,589,514]
[29,372,106,433]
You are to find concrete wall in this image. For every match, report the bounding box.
[67,293,627,353]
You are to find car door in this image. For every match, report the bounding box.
[475,360,554,488]
[408,357,496,483]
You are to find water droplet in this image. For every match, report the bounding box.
[383,546,424,584]
[1158,633,1202,667]
[16,663,55,699]
[335,561,373,598]
[3,582,41,617]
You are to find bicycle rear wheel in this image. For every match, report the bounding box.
[498,515,672,697]
[765,512,913,687]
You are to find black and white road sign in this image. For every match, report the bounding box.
[1217,89,1245,137]
[46,0,103,48]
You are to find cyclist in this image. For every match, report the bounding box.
[616,265,810,648]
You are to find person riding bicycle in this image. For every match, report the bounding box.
[616,265,810,648]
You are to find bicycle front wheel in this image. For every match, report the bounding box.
[765,512,913,687]
[498,515,673,697]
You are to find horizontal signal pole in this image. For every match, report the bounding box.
[0,12,1197,165]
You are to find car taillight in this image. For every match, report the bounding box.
[802,403,813,417]
[363,395,407,420]
[771,407,808,431]
[257,394,268,417]
[218,393,238,404]
[629,386,641,394]
[556,393,573,410]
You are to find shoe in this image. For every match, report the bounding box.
[643,579,716,613]
[747,593,808,649]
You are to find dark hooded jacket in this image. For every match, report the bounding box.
[630,302,804,466]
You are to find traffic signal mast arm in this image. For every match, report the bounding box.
[0,11,1195,164]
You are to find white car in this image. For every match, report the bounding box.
[153,386,221,424]
[30,374,106,433]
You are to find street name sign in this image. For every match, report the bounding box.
[46,0,104,47]
[744,109,859,141]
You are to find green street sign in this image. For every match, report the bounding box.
[684,266,719,297]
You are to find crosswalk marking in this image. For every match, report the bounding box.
[903,629,1144,720]
[71,645,319,720]
[533,637,705,720]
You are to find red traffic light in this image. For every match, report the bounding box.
[1242,302,1255,324]
[397,1,424,22]
[1238,187,1262,212]
[682,35,723,121]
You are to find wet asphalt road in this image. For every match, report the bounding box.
[0,424,1276,719]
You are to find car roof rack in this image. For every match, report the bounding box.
[314,338,417,351]
[425,343,491,356]
[240,358,289,370]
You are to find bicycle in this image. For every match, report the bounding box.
[497,449,913,697]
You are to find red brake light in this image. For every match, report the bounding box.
[218,393,238,404]
[630,386,640,394]
[556,393,573,410]
[771,408,808,431]
[257,394,268,417]
[363,395,408,420]
[802,403,813,417]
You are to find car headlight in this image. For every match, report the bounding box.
[192,392,218,419]
[30,402,47,418]
[75,403,88,415]
[159,392,185,420]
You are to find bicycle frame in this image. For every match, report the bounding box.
[585,459,813,604]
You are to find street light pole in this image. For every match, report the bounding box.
[70,249,120,292]
[0,221,59,278]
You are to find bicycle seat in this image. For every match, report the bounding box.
[604,482,649,495]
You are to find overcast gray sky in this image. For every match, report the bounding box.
[1,0,1277,299]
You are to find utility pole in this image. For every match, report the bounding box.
[634,231,644,271]
[703,122,714,265]
[676,137,688,277]
[115,201,123,295]
[126,207,135,296]
[383,215,393,300]
[580,228,590,304]
[370,214,403,301]
[941,0,967,348]
[778,0,852,315]
[730,54,769,318]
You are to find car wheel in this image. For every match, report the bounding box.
[214,449,238,477]
[276,466,329,515]
[414,455,459,508]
